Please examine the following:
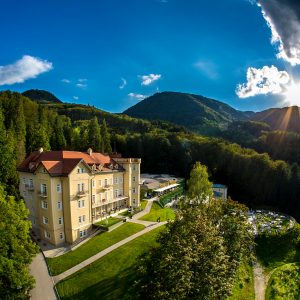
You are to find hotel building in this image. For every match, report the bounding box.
[17,148,141,245]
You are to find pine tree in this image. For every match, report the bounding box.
[101,119,112,153]
[88,117,102,152]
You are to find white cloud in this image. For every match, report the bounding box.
[257,0,300,65]
[78,78,87,82]
[73,96,79,100]
[0,55,52,86]
[195,60,219,80]
[128,92,148,101]
[140,73,161,86]
[61,78,71,83]
[119,78,127,89]
[236,65,290,98]
[76,83,87,88]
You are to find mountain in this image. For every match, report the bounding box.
[250,106,300,132]
[123,92,250,134]
[22,89,62,104]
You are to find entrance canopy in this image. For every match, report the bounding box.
[153,183,179,193]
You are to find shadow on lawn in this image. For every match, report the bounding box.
[255,224,300,271]
[59,267,137,300]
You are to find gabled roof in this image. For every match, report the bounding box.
[18,150,124,176]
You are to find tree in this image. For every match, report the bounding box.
[0,185,39,299]
[187,161,213,203]
[88,117,102,152]
[101,119,112,153]
[132,164,254,300]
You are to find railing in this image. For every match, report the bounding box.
[77,190,87,197]
[25,184,34,191]
[39,191,47,198]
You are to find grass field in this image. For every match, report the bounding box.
[266,263,300,299]
[47,223,144,275]
[56,226,165,300]
[255,223,300,273]
[228,261,255,300]
[140,200,147,210]
[140,201,175,222]
[94,217,121,227]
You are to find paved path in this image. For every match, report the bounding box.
[53,220,166,284]
[30,253,57,300]
[133,199,154,220]
[254,261,267,300]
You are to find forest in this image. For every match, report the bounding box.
[0,90,300,223]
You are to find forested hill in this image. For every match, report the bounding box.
[250,106,300,132]
[123,91,250,134]
[1,90,300,221]
[22,89,62,104]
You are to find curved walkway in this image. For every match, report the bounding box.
[253,261,267,300]
[53,220,166,284]
[30,253,57,300]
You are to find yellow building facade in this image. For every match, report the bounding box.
[18,149,141,246]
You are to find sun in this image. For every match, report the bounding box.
[283,81,300,106]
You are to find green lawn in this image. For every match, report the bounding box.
[95,217,121,227]
[255,223,300,273]
[266,263,300,299]
[228,261,255,300]
[140,201,175,222]
[47,223,144,275]
[140,200,147,210]
[56,226,165,300]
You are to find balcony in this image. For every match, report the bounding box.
[77,190,87,198]
[102,185,111,190]
[39,191,48,198]
[25,184,34,191]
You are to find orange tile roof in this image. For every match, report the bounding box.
[18,150,124,176]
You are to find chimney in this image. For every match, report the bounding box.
[87,148,93,155]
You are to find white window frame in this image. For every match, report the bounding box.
[57,201,62,210]
[43,216,49,225]
[41,183,47,194]
[41,200,48,209]
[133,187,136,194]
[59,232,64,240]
[133,176,136,182]
[44,230,50,239]
[57,183,62,193]
[58,217,63,225]
[79,216,82,223]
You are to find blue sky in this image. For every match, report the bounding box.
[1,0,300,112]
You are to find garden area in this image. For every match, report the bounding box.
[47,223,144,275]
[255,223,300,299]
[56,226,165,300]
[140,201,175,222]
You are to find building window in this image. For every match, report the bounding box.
[79,229,87,238]
[59,232,64,240]
[29,178,33,187]
[92,180,95,188]
[133,188,136,194]
[132,165,136,171]
[115,189,118,198]
[43,216,49,225]
[58,217,63,225]
[78,200,85,208]
[133,176,136,182]
[115,177,118,184]
[79,215,86,223]
[98,180,102,187]
[133,199,136,204]
[41,183,47,195]
[77,183,85,192]
[57,183,62,193]
[104,179,108,187]
[41,200,48,209]
[57,201,62,210]
[77,168,84,173]
[44,231,51,239]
